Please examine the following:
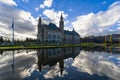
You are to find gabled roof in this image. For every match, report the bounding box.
[42,23,79,35]
[64,30,79,35]
[72,29,79,35]
[48,23,60,31]
[64,30,73,35]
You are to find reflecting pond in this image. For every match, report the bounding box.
[0,47,120,80]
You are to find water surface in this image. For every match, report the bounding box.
[0,47,120,80]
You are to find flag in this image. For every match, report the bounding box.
[11,18,14,29]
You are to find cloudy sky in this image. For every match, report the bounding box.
[0,0,120,39]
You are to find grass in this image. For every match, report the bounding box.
[0,43,119,50]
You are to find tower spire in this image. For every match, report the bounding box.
[59,13,64,42]
[39,16,41,24]
[60,13,63,21]
[73,28,75,31]
[37,16,42,42]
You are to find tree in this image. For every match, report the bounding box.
[0,37,4,42]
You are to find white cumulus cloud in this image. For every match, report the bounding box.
[72,1,120,37]
[35,0,53,11]
[0,5,37,40]
[40,0,53,8]
[0,0,17,6]
[43,9,68,27]
[35,7,39,12]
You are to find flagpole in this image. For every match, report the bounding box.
[12,50,14,73]
[12,18,14,46]
[11,18,15,73]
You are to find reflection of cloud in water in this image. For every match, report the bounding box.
[44,62,67,79]
[0,50,37,80]
[72,50,120,80]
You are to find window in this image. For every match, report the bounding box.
[48,34,51,39]
[57,35,60,39]
[53,34,56,39]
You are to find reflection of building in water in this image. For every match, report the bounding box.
[37,47,80,75]
[80,46,120,54]
[59,52,64,76]
[105,34,120,43]
[106,47,120,54]
[0,50,3,55]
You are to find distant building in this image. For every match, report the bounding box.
[112,34,120,43]
[37,15,80,44]
[105,35,111,43]
[105,34,120,43]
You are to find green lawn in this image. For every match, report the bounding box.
[0,43,119,50]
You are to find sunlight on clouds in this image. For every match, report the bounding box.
[18,10,37,25]
[0,4,37,39]
[109,1,120,9]
[0,0,120,39]
[35,0,53,11]
[72,1,120,37]
[19,11,32,21]
[35,7,39,12]
[43,9,68,27]
[0,0,17,6]
[40,0,53,8]
[40,4,45,9]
